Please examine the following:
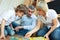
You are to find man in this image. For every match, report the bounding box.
[12,5,37,36]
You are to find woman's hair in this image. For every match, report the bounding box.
[32,0,41,7]
[36,0,49,13]
[32,0,37,7]
[15,4,28,14]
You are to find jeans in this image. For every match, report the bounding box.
[12,22,29,36]
[12,22,20,28]
[36,26,60,40]
[5,26,15,36]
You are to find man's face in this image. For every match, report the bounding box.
[17,11,24,17]
[28,8,34,17]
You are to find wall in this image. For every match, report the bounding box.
[0,0,24,15]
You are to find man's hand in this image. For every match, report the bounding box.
[44,34,50,40]
[25,32,33,38]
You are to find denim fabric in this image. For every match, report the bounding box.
[36,26,60,40]
[5,26,15,36]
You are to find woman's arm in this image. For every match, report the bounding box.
[45,18,58,36]
[0,19,6,39]
[44,18,58,40]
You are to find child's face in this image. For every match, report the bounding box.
[17,11,24,17]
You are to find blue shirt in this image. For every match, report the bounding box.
[20,14,37,30]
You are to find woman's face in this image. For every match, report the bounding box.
[37,9,45,16]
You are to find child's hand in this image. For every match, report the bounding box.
[25,32,32,38]
[15,27,19,31]
[15,26,23,31]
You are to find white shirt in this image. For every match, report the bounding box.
[0,9,19,25]
[38,9,60,29]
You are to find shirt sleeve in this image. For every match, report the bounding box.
[2,10,14,21]
[51,9,58,19]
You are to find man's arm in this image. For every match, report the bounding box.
[24,19,41,38]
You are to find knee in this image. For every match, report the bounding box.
[36,27,48,36]
[12,22,19,27]
[50,34,60,40]
[10,31,15,36]
[50,28,60,40]
[36,31,46,36]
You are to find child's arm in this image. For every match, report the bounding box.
[10,23,14,30]
[15,26,23,31]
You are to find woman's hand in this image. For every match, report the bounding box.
[0,34,5,39]
[44,34,50,40]
[0,19,6,39]
[25,32,33,38]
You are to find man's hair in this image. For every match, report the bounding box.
[28,5,35,10]
[15,4,28,14]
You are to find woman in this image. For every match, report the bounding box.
[0,4,28,39]
[25,1,60,40]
